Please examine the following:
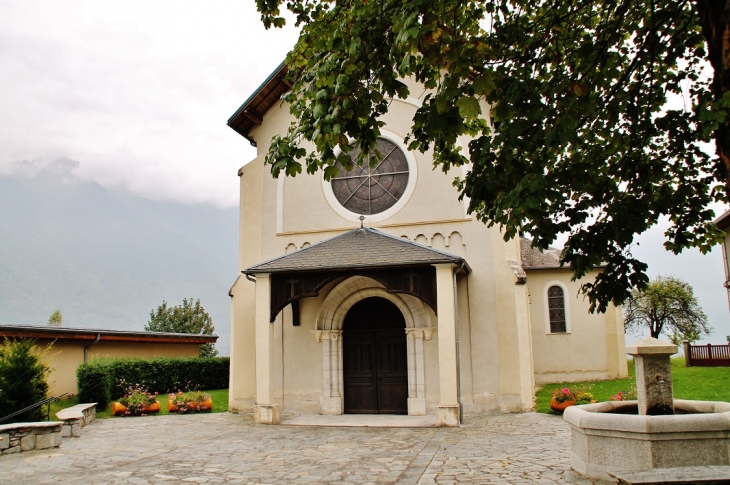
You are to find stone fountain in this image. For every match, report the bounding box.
[564,337,730,481]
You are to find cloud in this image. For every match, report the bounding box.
[0,0,300,208]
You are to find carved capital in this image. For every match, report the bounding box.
[312,330,343,342]
[404,327,435,340]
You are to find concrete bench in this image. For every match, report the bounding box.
[0,421,62,455]
[55,403,97,438]
[609,466,730,484]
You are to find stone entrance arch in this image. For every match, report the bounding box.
[313,276,433,415]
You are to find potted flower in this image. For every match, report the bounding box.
[550,387,576,412]
[167,389,213,413]
[112,384,161,416]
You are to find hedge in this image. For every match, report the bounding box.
[76,356,229,402]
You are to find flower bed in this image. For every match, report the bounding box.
[167,390,213,413]
[112,384,160,416]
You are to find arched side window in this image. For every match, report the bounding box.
[544,282,570,334]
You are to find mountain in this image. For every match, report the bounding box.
[0,168,237,354]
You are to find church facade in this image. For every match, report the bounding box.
[227,64,628,425]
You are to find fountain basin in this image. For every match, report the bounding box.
[564,399,730,481]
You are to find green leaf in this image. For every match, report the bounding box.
[456,96,482,119]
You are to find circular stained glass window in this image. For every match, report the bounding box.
[330,138,410,215]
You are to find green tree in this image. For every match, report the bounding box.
[47,309,62,327]
[624,275,711,341]
[255,0,728,312]
[145,298,218,357]
[0,338,52,423]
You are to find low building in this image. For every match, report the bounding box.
[0,325,218,395]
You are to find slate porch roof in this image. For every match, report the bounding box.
[244,227,471,274]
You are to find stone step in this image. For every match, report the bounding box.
[609,466,730,484]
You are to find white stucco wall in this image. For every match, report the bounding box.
[229,76,625,416]
[526,269,628,383]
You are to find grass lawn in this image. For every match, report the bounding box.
[535,358,730,413]
[49,389,229,419]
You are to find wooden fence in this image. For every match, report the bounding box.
[684,342,730,367]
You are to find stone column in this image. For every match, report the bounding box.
[435,263,459,426]
[625,337,677,415]
[314,330,344,414]
[254,273,279,424]
[405,327,434,416]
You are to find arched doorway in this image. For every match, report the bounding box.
[343,297,408,414]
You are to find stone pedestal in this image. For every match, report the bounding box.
[254,404,280,424]
[437,405,460,427]
[625,337,677,415]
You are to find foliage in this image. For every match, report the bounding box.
[574,391,595,405]
[551,386,594,404]
[167,389,212,413]
[76,361,111,409]
[52,389,230,419]
[610,385,638,401]
[117,384,159,416]
[48,309,62,327]
[552,387,575,403]
[76,356,229,401]
[255,0,728,312]
[146,298,218,357]
[0,338,52,423]
[624,275,711,341]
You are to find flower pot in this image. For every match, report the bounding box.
[112,400,161,416]
[550,398,575,413]
[168,397,213,413]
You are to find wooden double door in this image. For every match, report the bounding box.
[343,297,408,414]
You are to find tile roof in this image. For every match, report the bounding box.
[245,228,469,274]
[520,238,563,269]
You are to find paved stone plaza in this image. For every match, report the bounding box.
[1,412,611,484]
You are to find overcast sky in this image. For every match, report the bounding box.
[1,0,728,344]
[0,0,299,208]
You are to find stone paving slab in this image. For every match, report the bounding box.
[282,415,437,427]
[0,412,612,484]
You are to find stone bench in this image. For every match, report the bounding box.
[0,422,62,455]
[55,403,97,438]
[609,466,730,484]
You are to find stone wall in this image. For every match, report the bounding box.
[0,422,62,455]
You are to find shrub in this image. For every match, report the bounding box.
[76,356,229,402]
[76,361,111,409]
[0,338,52,423]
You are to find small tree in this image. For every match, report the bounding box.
[624,276,711,342]
[0,338,52,423]
[48,309,62,327]
[145,298,218,357]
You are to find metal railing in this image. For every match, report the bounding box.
[0,393,71,424]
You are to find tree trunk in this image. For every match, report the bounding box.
[696,0,730,196]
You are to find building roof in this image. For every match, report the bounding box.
[0,325,218,344]
[520,238,563,269]
[715,209,730,231]
[227,62,290,146]
[244,227,470,274]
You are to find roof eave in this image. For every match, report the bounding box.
[244,258,468,275]
[0,325,218,344]
[715,209,730,231]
